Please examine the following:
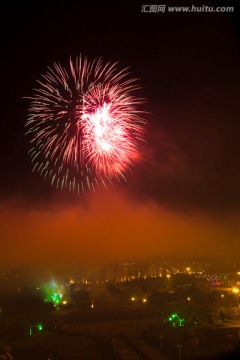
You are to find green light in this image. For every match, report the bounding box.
[37,323,43,331]
[42,281,63,307]
[168,312,185,327]
[44,292,61,305]
[29,327,33,336]
[51,293,61,304]
[179,318,184,326]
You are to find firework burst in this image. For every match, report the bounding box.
[26,55,146,193]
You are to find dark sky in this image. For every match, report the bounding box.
[0,1,239,272]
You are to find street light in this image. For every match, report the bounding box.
[232,287,239,307]
[232,288,239,294]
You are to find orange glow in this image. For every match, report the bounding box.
[0,193,239,272]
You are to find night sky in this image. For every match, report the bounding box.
[0,1,239,272]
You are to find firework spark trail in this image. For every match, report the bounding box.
[26,55,146,193]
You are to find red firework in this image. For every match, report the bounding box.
[26,55,145,192]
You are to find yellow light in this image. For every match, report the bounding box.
[69,279,75,284]
[131,297,135,301]
[232,287,239,294]
[221,294,224,298]
[238,272,240,275]
[143,298,147,303]
[186,267,190,272]
[62,300,67,305]
[166,274,171,279]
[91,303,94,309]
